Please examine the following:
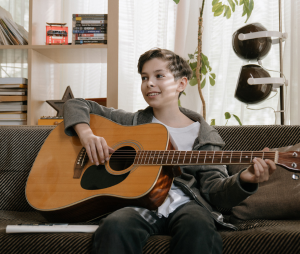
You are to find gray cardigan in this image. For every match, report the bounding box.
[63,98,258,230]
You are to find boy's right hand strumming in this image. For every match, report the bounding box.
[74,123,114,166]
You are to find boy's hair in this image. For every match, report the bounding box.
[138,48,192,98]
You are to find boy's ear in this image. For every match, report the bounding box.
[177,77,188,92]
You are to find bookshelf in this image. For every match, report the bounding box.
[0,0,119,125]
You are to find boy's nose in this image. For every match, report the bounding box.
[147,79,155,87]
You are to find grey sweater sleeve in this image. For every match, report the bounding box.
[197,145,258,209]
[63,98,136,136]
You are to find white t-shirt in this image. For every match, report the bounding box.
[152,116,201,218]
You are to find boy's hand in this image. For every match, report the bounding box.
[240,147,276,184]
[74,123,114,165]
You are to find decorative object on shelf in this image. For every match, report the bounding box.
[46,23,68,45]
[38,116,63,126]
[232,22,288,122]
[46,86,74,117]
[0,6,28,45]
[72,14,107,45]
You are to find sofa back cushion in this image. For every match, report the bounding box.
[1,124,300,213]
[0,126,55,211]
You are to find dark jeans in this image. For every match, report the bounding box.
[91,200,222,254]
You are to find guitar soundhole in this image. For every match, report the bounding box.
[109,146,136,171]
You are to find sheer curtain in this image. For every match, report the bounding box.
[176,0,282,125]
[118,0,177,112]
[283,0,300,125]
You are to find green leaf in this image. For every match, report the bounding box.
[173,0,180,4]
[201,66,207,75]
[208,65,212,72]
[212,0,219,5]
[210,119,216,126]
[192,70,196,78]
[178,99,181,106]
[188,54,194,59]
[225,112,231,120]
[228,0,235,12]
[242,4,247,16]
[239,0,244,5]
[212,2,222,12]
[245,0,254,22]
[214,5,225,16]
[244,0,249,8]
[209,76,216,86]
[223,5,229,17]
[234,0,238,4]
[189,62,197,70]
[201,53,208,64]
[249,0,254,11]
[210,73,216,79]
[226,6,231,18]
[233,114,243,125]
[189,77,198,86]
[182,91,186,96]
[201,78,206,89]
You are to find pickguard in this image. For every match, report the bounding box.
[81,165,130,190]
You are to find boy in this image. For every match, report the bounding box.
[63,48,276,254]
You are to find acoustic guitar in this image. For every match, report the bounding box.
[26,114,300,223]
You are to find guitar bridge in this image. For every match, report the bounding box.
[73,147,89,179]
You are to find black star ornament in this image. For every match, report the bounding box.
[46,86,74,117]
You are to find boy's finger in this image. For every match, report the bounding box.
[91,143,100,165]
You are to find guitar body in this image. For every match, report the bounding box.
[26,114,173,223]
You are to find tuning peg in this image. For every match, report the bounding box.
[292,174,299,180]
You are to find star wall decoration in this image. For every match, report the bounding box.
[46,86,74,117]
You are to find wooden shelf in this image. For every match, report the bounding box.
[1,0,119,125]
[32,45,107,63]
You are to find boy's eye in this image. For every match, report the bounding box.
[141,76,148,81]
[156,74,164,78]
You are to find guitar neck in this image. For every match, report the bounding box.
[134,150,278,165]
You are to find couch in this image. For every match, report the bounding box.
[1,124,300,253]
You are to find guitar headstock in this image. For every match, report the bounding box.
[277,151,300,173]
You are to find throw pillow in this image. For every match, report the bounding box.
[227,143,300,222]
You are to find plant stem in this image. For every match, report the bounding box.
[196,0,206,120]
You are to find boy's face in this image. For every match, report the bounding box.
[140,58,186,110]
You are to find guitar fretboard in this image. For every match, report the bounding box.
[134,151,277,165]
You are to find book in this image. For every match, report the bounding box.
[72,30,107,34]
[0,112,26,120]
[77,37,107,40]
[75,40,107,44]
[0,84,27,88]
[73,14,107,18]
[0,6,28,45]
[75,23,107,27]
[0,88,26,95]
[76,33,107,37]
[0,120,27,125]
[74,17,107,21]
[0,95,27,102]
[76,35,107,40]
[0,102,27,111]
[0,77,27,84]
[73,26,106,30]
[76,20,107,24]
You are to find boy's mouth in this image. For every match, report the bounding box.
[147,92,161,96]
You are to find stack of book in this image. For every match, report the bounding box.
[72,14,107,45]
[0,77,28,125]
